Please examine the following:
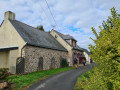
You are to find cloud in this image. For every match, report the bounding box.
[0,0,120,50]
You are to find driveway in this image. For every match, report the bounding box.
[27,63,95,90]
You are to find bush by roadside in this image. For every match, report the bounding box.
[75,68,94,90]
[75,7,120,90]
[87,7,120,90]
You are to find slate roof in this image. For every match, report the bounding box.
[9,20,67,51]
[54,30,83,51]
[54,30,76,40]
[72,46,84,51]
[81,48,91,55]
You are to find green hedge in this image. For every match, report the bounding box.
[60,58,69,67]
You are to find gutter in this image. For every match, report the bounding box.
[72,47,84,52]
[27,43,68,52]
[21,42,27,57]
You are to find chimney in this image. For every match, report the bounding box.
[4,11,15,21]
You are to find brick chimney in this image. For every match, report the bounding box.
[4,11,15,21]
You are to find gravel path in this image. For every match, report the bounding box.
[27,63,95,90]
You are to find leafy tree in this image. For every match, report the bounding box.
[36,25,44,31]
[82,7,120,90]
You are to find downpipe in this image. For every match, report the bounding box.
[21,42,27,58]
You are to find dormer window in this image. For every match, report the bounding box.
[71,39,77,47]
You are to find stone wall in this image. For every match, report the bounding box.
[72,50,84,65]
[23,45,68,73]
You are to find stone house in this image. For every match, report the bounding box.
[50,30,86,65]
[0,11,89,74]
[81,48,91,63]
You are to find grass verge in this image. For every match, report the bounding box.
[7,67,74,90]
[75,69,94,90]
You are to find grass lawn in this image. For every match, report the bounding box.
[75,69,94,90]
[7,67,74,90]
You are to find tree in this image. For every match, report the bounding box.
[36,25,44,31]
[82,7,120,90]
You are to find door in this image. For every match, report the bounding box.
[38,57,43,70]
[51,57,55,69]
[16,57,25,74]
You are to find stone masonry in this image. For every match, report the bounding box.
[72,50,84,65]
[23,45,68,73]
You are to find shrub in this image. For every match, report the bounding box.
[0,68,11,80]
[85,7,120,89]
[75,7,120,90]
[75,69,94,90]
[60,58,69,68]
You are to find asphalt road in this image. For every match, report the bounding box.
[27,63,95,90]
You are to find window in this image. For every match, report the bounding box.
[55,35,58,38]
[71,39,77,47]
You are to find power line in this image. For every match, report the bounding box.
[39,1,53,28]
[44,0,59,30]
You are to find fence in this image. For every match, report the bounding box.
[16,57,25,74]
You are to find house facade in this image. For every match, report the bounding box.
[82,48,91,64]
[50,30,86,65]
[0,11,90,74]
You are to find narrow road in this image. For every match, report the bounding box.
[27,63,95,90]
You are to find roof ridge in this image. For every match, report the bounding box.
[54,30,64,35]
[15,20,46,33]
[62,34,70,36]
[55,30,73,37]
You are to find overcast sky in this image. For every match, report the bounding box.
[0,0,120,50]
